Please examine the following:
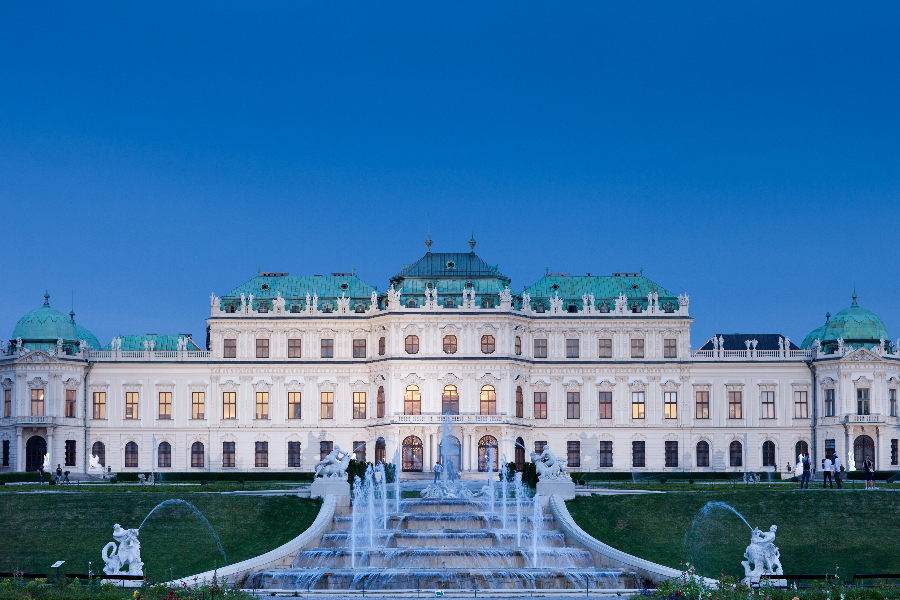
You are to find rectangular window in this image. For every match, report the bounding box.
[321,339,334,358]
[516,387,524,418]
[534,440,547,455]
[320,441,333,461]
[794,390,809,419]
[379,337,386,356]
[632,441,646,467]
[825,389,835,417]
[857,388,870,415]
[891,389,897,418]
[598,392,613,419]
[256,338,269,358]
[353,339,366,358]
[353,392,366,419]
[255,392,269,420]
[158,392,172,420]
[598,338,612,358]
[4,389,10,417]
[192,392,205,419]
[631,339,644,358]
[567,392,580,419]
[377,387,385,418]
[288,392,302,419]
[288,339,302,358]
[696,391,709,419]
[566,339,579,358]
[222,442,235,468]
[728,391,742,419]
[224,339,236,358]
[696,442,710,467]
[222,391,237,419]
[598,441,613,467]
[255,441,268,467]
[31,389,44,416]
[65,440,76,466]
[353,441,366,463]
[2,440,9,467]
[631,391,645,419]
[534,392,547,419]
[567,441,581,468]
[665,441,678,467]
[191,444,204,468]
[534,339,548,358]
[320,392,334,419]
[761,391,775,419]
[664,338,677,358]
[125,392,139,420]
[892,439,898,466]
[825,439,835,463]
[65,389,76,418]
[664,392,677,419]
[288,441,302,467]
[93,391,106,419]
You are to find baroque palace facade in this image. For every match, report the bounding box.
[2,240,899,476]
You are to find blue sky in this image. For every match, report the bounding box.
[1,2,898,348]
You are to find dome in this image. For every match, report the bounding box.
[70,310,100,350]
[802,292,889,352]
[10,292,78,349]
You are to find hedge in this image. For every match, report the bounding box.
[113,471,315,483]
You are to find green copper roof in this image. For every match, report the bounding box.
[802,292,889,351]
[800,324,827,349]
[219,274,378,312]
[102,334,202,352]
[11,293,78,344]
[391,251,510,283]
[522,274,678,311]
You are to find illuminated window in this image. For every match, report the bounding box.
[65,389,76,418]
[664,392,677,419]
[377,386,385,418]
[534,392,547,419]
[728,391,742,419]
[192,392,205,419]
[256,339,269,358]
[223,392,236,419]
[405,335,419,354]
[353,392,366,419]
[631,391,645,419]
[31,389,44,416]
[794,390,808,418]
[222,442,235,468]
[480,385,496,415]
[481,335,495,354]
[443,335,457,354]
[255,392,269,419]
[321,339,334,358]
[3,389,10,417]
[402,436,423,472]
[125,392,139,420]
[320,392,334,419]
[353,339,366,358]
[224,339,236,358]
[598,392,612,419]
[567,392,580,419]
[404,385,421,415]
[158,392,172,420]
[696,391,709,419]
[442,385,459,415]
[534,339,547,358]
[598,339,612,358]
[761,391,775,419]
[288,339,302,358]
[288,392,302,419]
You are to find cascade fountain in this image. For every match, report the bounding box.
[500,457,508,529]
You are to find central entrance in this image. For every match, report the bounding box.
[439,435,461,474]
[854,434,875,467]
[477,435,499,472]
[25,435,47,472]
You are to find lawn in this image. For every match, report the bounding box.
[567,489,900,581]
[0,491,320,582]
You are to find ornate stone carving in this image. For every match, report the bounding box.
[741,526,783,584]
[314,446,351,479]
[102,524,143,576]
[530,446,570,481]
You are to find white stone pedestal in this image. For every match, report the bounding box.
[536,479,576,502]
[310,478,350,502]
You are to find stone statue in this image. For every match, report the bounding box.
[311,293,318,311]
[615,293,627,312]
[794,454,803,478]
[783,336,790,352]
[306,292,311,310]
[336,293,350,312]
[741,525,782,583]
[521,292,531,311]
[499,286,513,303]
[240,293,246,308]
[712,336,719,351]
[778,337,784,351]
[678,293,689,307]
[530,447,570,481]
[16,337,23,352]
[248,294,254,309]
[42,453,50,472]
[80,339,90,353]
[387,284,403,303]
[210,293,220,308]
[548,291,564,313]
[274,292,286,311]
[314,446,351,479]
[89,454,103,471]
[0,340,5,355]
[370,291,377,309]
[847,450,856,472]
[56,338,63,352]
[102,524,143,576]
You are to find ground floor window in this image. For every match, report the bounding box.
[320,441,333,461]
[795,440,808,462]
[892,439,898,466]
[92,442,105,467]
[288,442,302,467]
[403,436,423,472]
[854,435,874,468]
[375,438,386,464]
[696,441,709,467]
[65,440,76,467]
[567,441,581,468]
[478,436,498,472]
[762,440,775,467]
[353,441,366,463]
[825,439,836,463]
[729,441,742,467]
[255,442,268,467]
[223,442,235,467]
[158,442,171,468]
[1,440,8,467]
[598,441,612,467]
[515,437,525,471]
[632,441,645,468]
[534,440,547,455]
[125,441,139,468]
[191,442,204,468]
[665,441,678,467]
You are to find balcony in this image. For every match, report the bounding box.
[14,415,54,425]
[86,350,211,362]
[690,349,814,361]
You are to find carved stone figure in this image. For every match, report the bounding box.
[16,338,23,352]
[530,447,570,481]
[521,292,531,311]
[718,335,725,350]
[248,294,254,309]
[102,523,143,576]
[274,292,286,311]
[678,293,689,307]
[336,293,350,312]
[210,293,220,308]
[741,525,782,583]
[314,446,351,479]
[421,479,481,499]
[240,293,246,308]
[80,339,90,353]
[778,337,784,351]
[42,452,50,472]
[847,450,855,471]
[89,454,103,471]
[387,284,403,303]
[615,293,627,311]
[56,338,63,352]
[499,286,513,303]
[783,337,790,352]
[311,293,318,311]
[548,291,564,313]
[370,291,377,309]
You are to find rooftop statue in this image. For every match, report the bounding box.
[521,292,531,311]
[387,284,403,303]
[498,286,513,303]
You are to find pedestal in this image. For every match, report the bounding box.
[536,479,576,501]
[310,478,350,503]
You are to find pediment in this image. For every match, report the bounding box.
[841,348,883,363]
[17,350,56,363]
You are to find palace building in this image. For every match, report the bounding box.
[2,239,898,476]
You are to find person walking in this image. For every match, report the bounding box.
[823,455,833,488]
[433,461,443,484]
[833,453,843,489]
[864,455,875,489]
[801,453,811,489]
[56,464,63,484]
[37,466,44,485]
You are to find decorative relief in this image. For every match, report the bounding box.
[318,380,337,392]
[27,377,48,389]
[253,380,272,393]
[285,380,305,392]
[64,378,81,390]
[628,380,647,392]
[661,380,680,392]
[440,373,462,386]
[220,380,240,393]
[597,379,615,392]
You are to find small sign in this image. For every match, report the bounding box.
[434,593,443,598]
[51,561,65,568]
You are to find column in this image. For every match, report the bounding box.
[424,433,431,470]
[16,430,23,472]
[469,434,476,472]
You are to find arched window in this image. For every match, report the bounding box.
[439,435,461,474]
[443,335,457,354]
[729,441,742,467]
[407,299,417,308]
[92,441,106,467]
[404,385,421,415]
[795,440,809,462]
[377,386,385,418]
[696,441,710,467]
[481,335,495,354]
[375,438,386,465]
[480,385,496,415]
[405,335,419,354]
[515,437,525,472]
[442,385,459,415]
[125,441,139,468]
[515,386,523,418]
[854,435,875,467]
[157,441,171,468]
[762,441,775,467]
[402,436,423,472]
[478,436,499,472]
[191,442,204,468]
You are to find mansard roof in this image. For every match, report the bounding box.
[523,274,676,303]
[391,251,509,283]
[222,274,377,301]
[102,334,202,351]
[699,334,799,351]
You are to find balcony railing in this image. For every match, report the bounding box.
[391,414,531,426]
[87,350,211,362]
[689,349,814,361]
[15,415,53,425]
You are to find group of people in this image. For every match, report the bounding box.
[795,452,876,489]
[432,461,461,483]
[34,464,69,485]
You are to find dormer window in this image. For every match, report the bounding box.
[535,303,545,313]
[322,304,333,313]
[407,299,417,308]
[226,304,236,313]
[481,298,494,309]
[631,303,641,313]
[258,303,269,313]
[355,303,365,313]
[444,298,455,308]
[291,305,300,313]
[663,302,675,313]
[465,281,473,289]
[567,304,577,313]
[599,302,610,313]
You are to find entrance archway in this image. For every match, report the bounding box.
[439,435,461,474]
[402,436,423,472]
[25,436,46,472]
[478,435,498,472]
[854,435,875,468]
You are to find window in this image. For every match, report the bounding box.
[857,388,870,415]
[442,385,459,415]
[443,335,457,354]
[631,339,644,358]
[825,389,835,417]
[515,386,523,418]
[125,392,139,420]
[256,339,269,358]
[288,392,302,419]
[321,339,334,358]
[567,441,581,468]
[65,389,76,418]
[598,441,613,467]
[255,392,269,419]
[480,385,497,415]
[353,339,366,358]
[444,298,454,308]
[632,303,641,313]
[92,442,105,467]
[760,391,775,419]
[3,440,11,466]
[631,392,645,419]
[375,439,386,464]
[599,302,610,313]
[696,391,709,419]
[320,392,334,419]
[125,441,139,468]
[729,441,743,467]
[379,337,386,356]
[665,441,678,467]
[158,392,172,420]
[762,441,775,467]
[288,339,302,358]
[825,439,836,462]
[795,440,808,460]
[192,392,205,419]
[534,440,547,455]
[407,299,417,308]
[892,439,898,466]
[632,441,646,467]
[664,339,677,358]
[353,392,366,419]
[534,339,547,358]
[664,392,677,419]
[481,335,495,354]
[405,335,419,354]
[402,436,423,471]
[158,442,171,467]
[288,442,302,467]
[377,386,385,418]
[255,441,268,467]
[404,385,421,415]
[4,389,10,417]
[31,389,44,416]
[515,336,522,355]
[794,390,808,419]
[65,440,76,466]
[291,304,300,313]
[223,392,236,419]
[224,339,236,358]
[320,441,333,460]
[534,392,548,419]
[92,391,106,419]
[566,339,579,358]
[696,441,710,467]
[599,392,612,419]
[567,392,581,419]
[481,298,494,309]
[728,391,742,419]
[353,441,366,463]
[478,436,499,472]
[515,437,525,471]
[223,442,235,467]
[191,442,204,468]
[891,389,898,417]
[535,302,545,313]
[598,339,612,358]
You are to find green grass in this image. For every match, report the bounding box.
[567,489,900,581]
[0,491,320,582]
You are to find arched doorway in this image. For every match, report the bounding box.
[795,440,809,462]
[402,436,423,472]
[375,438,386,465]
[854,435,875,467]
[25,436,46,472]
[515,437,525,472]
[439,435,461,474]
[478,435,499,472]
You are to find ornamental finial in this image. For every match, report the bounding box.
[469,231,476,253]
[43,290,50,307]
[425,235,433,253]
